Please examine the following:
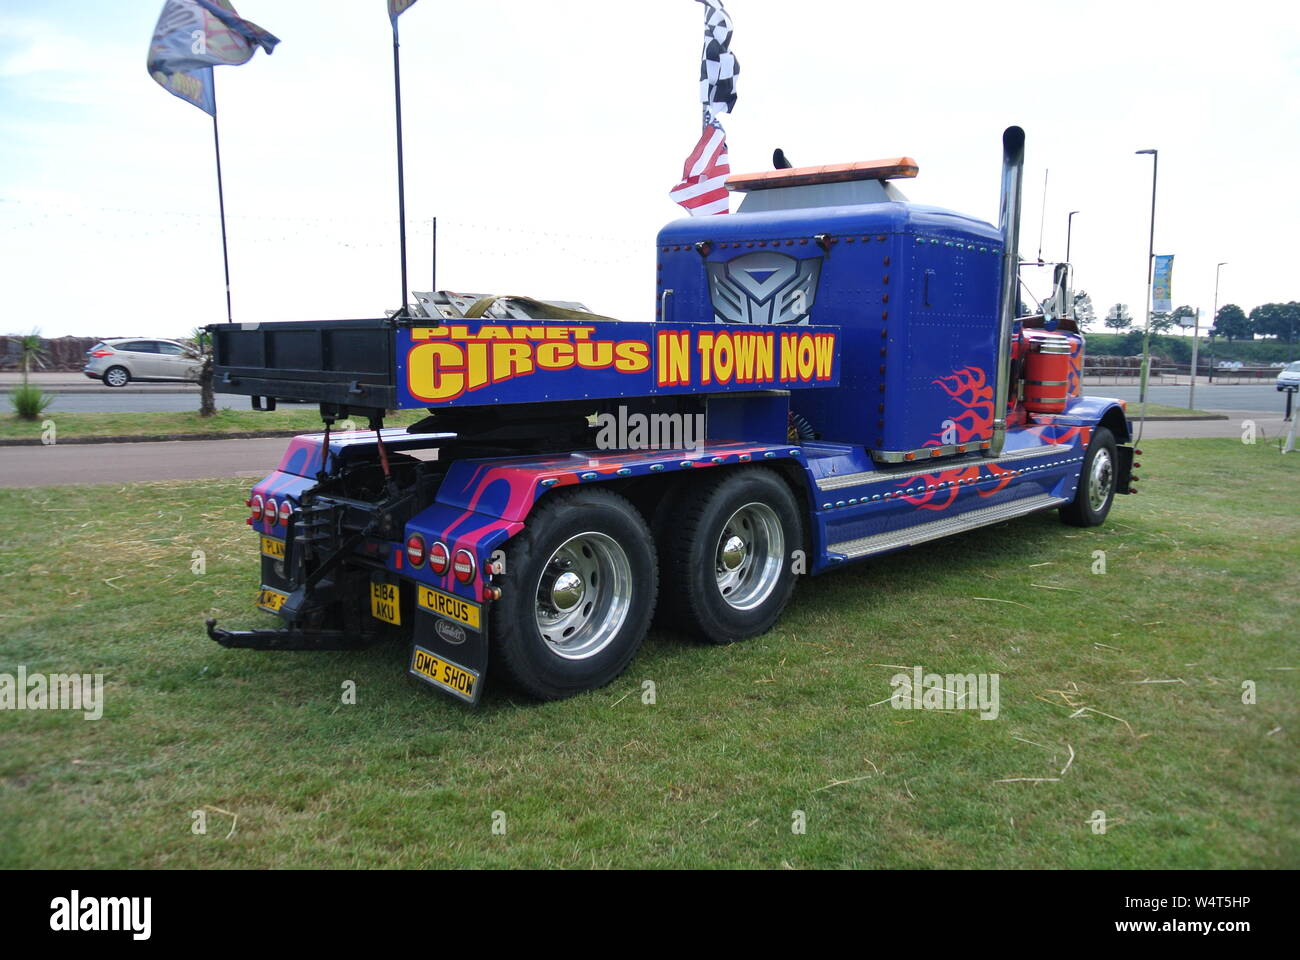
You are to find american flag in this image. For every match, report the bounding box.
[669,121,730,216]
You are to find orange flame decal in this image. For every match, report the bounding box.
[980,463,1016,496]
[897,465,981,510]
[928,366,994,445]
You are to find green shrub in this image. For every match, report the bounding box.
[10,383,53,420]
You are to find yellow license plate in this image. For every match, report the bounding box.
[417,585,481,629]
[410,646,479,701]
[260,535,285,559]
[257,587,288,612]
[370,581,401,625]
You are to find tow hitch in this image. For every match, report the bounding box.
[205,618,377,651]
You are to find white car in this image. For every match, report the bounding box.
[83,338,202,387]
[1277,360,1300,391]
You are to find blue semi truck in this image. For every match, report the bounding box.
[205,127,1137,704]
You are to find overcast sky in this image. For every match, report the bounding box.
[1,0,1297,339]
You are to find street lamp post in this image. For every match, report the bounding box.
[1066,210,1080,263]
[1135,149,1158,404]
[1209,261,1227,384]
[1189,307,1201,409]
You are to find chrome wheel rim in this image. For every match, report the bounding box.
[1088,448,1114,512]
[105,368,127,386]
[714,502,784,611]
[534,532,632,660]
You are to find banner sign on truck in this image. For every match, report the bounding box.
[395,320,840,407]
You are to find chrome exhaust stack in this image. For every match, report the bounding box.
[991,126,1025,457]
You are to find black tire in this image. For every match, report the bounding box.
[103,366,130,388]
[1060,426,1118,527]
[661,467,802,643]
[489,487,657,700]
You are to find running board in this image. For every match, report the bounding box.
[827,493,1066,559]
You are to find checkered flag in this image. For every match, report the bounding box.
[698,0,738,121]
[672,1,738,215]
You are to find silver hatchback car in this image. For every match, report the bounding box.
[84,338,202,387]
[1276,360,1300,392]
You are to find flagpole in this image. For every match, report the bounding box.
[211,81,233,324]
[391,20,409,317]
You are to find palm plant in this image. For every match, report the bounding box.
[17,332,47,384]
[187,326,216,417]
[10,330,52,420]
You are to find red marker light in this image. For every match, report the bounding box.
[406,533,426,567]
[453,548,476,584]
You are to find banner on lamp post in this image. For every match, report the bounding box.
[1152,254,1174,313]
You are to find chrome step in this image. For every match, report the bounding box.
[827,493,1066,559]
[817,445,1065,491]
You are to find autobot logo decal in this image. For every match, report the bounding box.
[706,252,822,325]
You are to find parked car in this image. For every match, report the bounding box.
[1276,360,1300,391]
[83,338,201,387]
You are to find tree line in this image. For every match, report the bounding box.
[1076,293,1300,342]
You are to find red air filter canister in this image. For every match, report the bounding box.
[1021,330,1078,413]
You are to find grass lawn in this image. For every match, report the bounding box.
[1128,402,1224,419]
[0,408,428,441]
[0,438,1296,868]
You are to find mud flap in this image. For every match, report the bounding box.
[408,585,488,704]
[1115,445,1135,494]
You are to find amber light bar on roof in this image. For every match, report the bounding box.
[727,157,919,192]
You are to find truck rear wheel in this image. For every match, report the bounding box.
[489,487,657,700]
[1060,426,1117,527]
[662,468,801,643]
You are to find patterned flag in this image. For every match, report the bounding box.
[698,0,739,122]
[389,0,420,23]
[147,0,279,115]
[671,0,738,216]
[669,122,730,216]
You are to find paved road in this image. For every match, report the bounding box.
[9,372,1291,415]
[0,373,298,413]
[1134,412,1288,440]
[1090,383,1289,412]
[0,437,287,488]
[2,413,1293,488]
